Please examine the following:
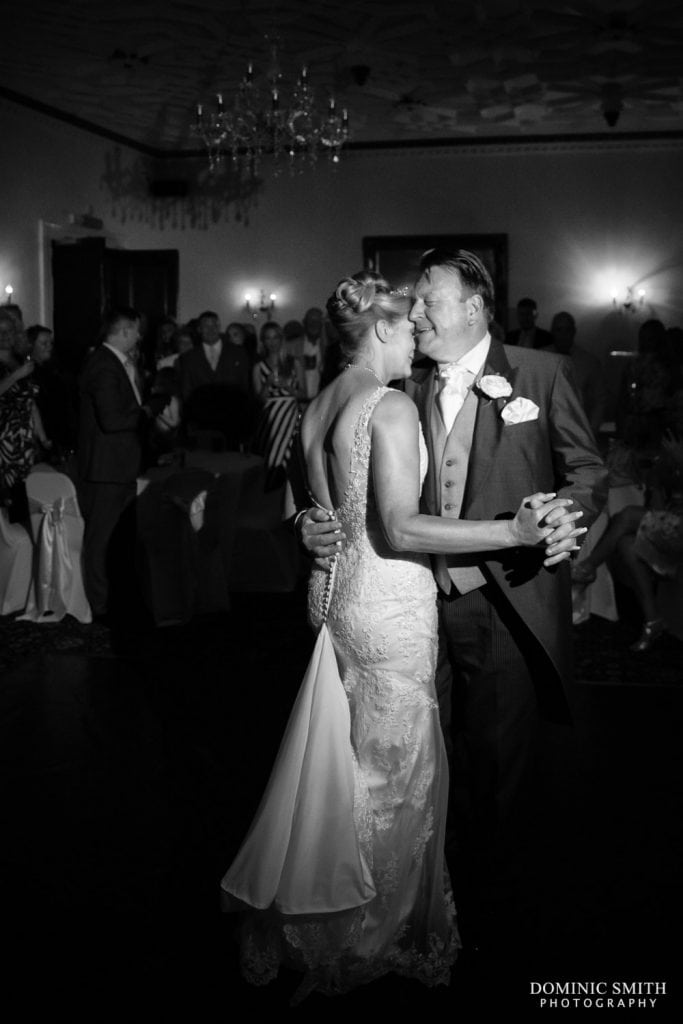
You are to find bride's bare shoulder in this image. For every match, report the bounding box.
[372,387,418,427]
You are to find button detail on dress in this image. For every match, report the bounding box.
[444,503,453,511]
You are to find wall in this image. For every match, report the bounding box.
[2,96,682,367]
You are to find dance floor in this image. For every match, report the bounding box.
[0,585,681,1017]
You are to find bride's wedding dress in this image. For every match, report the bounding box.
[221,386,458,1000]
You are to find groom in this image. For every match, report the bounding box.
[301,249,607,944]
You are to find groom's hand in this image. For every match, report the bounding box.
[299,508,346,570]
[527,495,587,566]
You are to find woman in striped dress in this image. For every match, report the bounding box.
[252,321,304,488]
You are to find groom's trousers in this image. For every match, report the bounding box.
[436,582,541,906]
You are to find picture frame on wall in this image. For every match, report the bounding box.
[362,234,509,331]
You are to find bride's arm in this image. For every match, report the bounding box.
[371,390,578,554]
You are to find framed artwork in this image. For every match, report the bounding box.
[362,234,509,330]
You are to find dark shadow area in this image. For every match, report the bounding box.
[0,588,681,1016]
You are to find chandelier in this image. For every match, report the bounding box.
[192,38,350,178]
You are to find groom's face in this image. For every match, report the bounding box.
[409,266,472,363]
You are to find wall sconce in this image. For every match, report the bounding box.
[611,285,646,314]
[244,289,276,319]
[4,284,14,304]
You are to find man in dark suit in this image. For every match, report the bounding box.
[177,310,251,447]
[78,307,168,620]
[505,296,553,349]
[301,251,607,946]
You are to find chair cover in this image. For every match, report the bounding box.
[0,508,32,615]
[20,465,91,623]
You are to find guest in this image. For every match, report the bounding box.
[77,307,170,621]
[225,321,257,370]
[617,319,674,450]
[178,310,251,448]
[153,316,178,368]
[543,312,607,438]
[252,321,302,488]
[146,366,182,462]
[282,319,305,363]
[505,296,552,349]
[156,326,195,370]
[252,321,304,400]
[0,312,49,524]
[27,324,78,460]
[573,430,683,650]
[301,306,325,399]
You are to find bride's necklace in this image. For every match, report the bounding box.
[345,362,386,387]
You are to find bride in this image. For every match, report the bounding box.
[220,272,580,1001]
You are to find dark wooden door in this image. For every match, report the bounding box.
[52,242,179,373]
[51,237,107,372]
[105,249,179,367]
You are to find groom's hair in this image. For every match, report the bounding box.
[419,248,495,322]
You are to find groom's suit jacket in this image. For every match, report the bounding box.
[408,340,608,718]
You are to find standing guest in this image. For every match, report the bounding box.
[252,321,303,487]
[177,310,249,402]
[156,326,195,371]
[543,311,607,438]
[225,321,257,370]
[505,296,552,349]
[282,319,305,363]
[177,310,250,447]
[152,316,178,368]
[0,311,49,524]
[26,324,78,461]
[301,250,607,951]
[301,306,325,400]
[78,307,169,621]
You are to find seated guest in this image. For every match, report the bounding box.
[27,323,78,459]
[505,296,552,349]
[0,311,49,524]
[544,312,607,438]
[252,321,304,401]
[573,430,683,651]
[178,310,252,448]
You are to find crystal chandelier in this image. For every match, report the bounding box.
[192,37,350,178]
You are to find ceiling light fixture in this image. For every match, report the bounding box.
[192,36,350,180]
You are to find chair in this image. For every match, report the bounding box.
[0,508,32,615]
[20,464,91,623]
[137,468,231,625]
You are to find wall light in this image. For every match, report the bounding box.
[244,289,276,319]
[4,283,14,304]
[611,285,646,314]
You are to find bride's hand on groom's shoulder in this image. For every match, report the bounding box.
[298,507,346,569]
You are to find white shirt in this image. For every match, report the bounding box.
[103,342,142,404]
[437,333,491,431]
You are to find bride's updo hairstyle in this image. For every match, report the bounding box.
[326,270,411,359]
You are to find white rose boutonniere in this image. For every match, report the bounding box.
[477,374,513,400]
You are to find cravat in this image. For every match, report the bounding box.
[437,363,473,432]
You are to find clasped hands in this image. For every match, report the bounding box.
[299,492,586,570]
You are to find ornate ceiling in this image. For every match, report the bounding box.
[2,0,683,153]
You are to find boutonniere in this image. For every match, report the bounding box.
[474,373,513,401]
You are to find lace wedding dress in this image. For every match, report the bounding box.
[221,386,459,1001]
